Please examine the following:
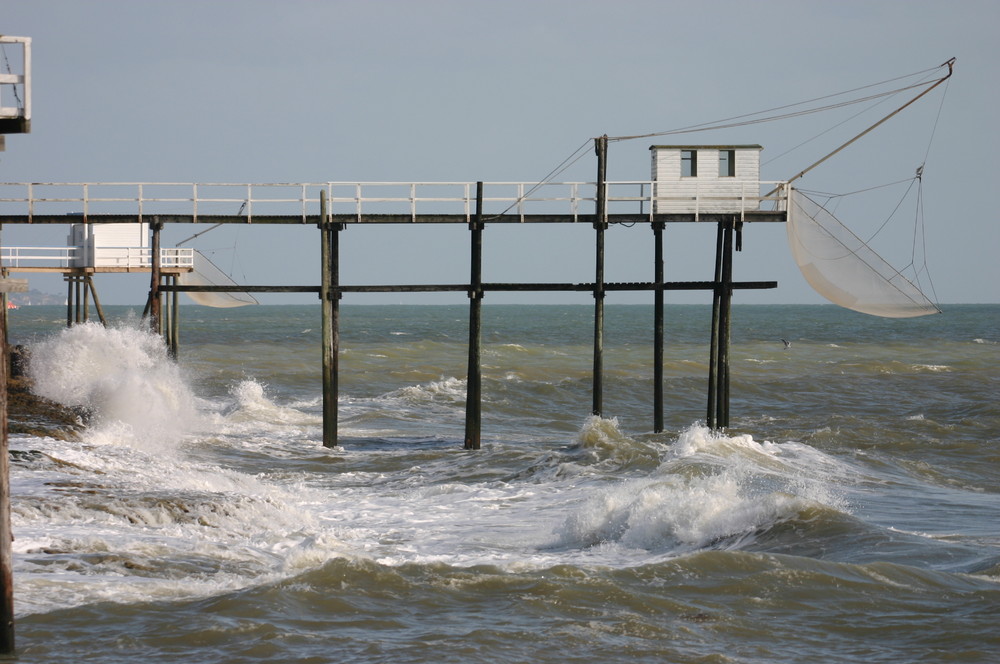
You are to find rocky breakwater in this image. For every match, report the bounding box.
[6,345,84,442]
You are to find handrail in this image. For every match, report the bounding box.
[1,245,194,269]
[0,181,789,223]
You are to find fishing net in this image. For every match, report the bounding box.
[787,189,939,318]
[176,250,257,307]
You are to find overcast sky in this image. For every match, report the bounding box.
[2,0,997,306]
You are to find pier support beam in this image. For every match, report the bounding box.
[320,190,341,448]
[84,275,108,327]
[148,221,163,334]
[0,277,26,656]
[707,218,735,429]
[464,182,484,450]
[163,274,179,357]
[653,221,665,433]
[592,135,608,417]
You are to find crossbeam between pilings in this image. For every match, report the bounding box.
[160,281,778,294]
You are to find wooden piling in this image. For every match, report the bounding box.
[149,221,162,333]
[164,274,179,358]
[592,135,608,417]
[464,183,484,450]
[0,276,26,656]
[74,276,83,324]
[320,190,339,448]
[85,275,108,327]
[0,304,12,656]
[718,219,734,428]
[707,221,725,429]
[65,275,72,327]
[707,219,735,429]
[82,276,90,322]
[653,221,665,433]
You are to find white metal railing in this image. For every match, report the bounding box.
[0,181,788,224]
[1,246,193,269]
[0,246,76,266]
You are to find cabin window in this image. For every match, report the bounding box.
[681,150,697,177]
[719,149,735,177]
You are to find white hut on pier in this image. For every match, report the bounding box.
[650,144,762,214]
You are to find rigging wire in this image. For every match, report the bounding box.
[488,137,593,220]
[492,60,953,220]
[760,74,929,167]
[607,61,950,143]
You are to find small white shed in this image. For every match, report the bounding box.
[68,222,149,268]
[650,144,762,214]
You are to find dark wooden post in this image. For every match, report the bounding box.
[320,190,340,448]
[0,272,23,656]
[592,135,608,417]
[149,221,162,334]
[162,275,172,349]
[707,219,735,429]
[82,275,90,322]
[166,274,179,358]
[74,276,83,324]
[653,221,665,432]
[0,280,23,656]
[173,275,180,356]
[85,276,108,327]
[718,218,735,428]
[707,221,725,429]
[65,275,73,327]
[464,182,484,450]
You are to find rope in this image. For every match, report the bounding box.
[608,61,951,143]
[487,138,592,220]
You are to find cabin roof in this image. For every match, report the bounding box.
[649,144,762,150]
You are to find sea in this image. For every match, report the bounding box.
[5,303,999,663]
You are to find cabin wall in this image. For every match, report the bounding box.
[651,146,762,214]
[68,222,150,267]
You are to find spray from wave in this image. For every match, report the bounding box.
[556,421,853,555]
[27,321,198,452]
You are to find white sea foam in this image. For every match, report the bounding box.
[28,321,199,453]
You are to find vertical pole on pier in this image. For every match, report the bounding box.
[707,221,725,429]
[464,182,484,450]
[0,283,13,655]
[65,275,73,328]
[718,218,734,429]
[707,219,735,429]
[74,276,83,324]
[82,275,90,323]
[320,190,340,448]
[149,221,162,334]
[172,275,180,356]
[653,221,665,433]
[85,276,108,327]
[162,276,171,349]
[592,135,608,417]
[167,274,179,358]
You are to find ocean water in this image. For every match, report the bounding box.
[5,303,999,663]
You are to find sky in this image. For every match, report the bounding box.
[2,0,998,306]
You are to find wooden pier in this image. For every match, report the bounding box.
[1,140,788,449]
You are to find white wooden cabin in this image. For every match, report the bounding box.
[68,222,151,268]
[650,144,762,214]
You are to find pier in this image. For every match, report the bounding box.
[0,139,788,449]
